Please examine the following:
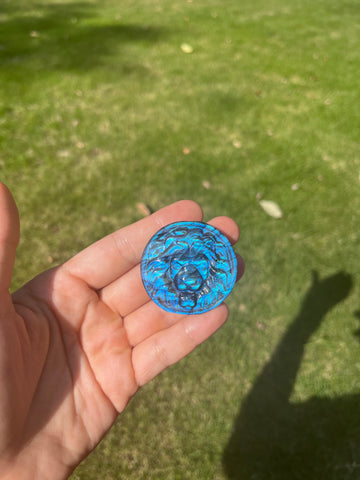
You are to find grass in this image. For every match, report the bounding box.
[1,0,359,478]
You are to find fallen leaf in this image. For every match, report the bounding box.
[202,180,211,189]
[291,183,300,191]
[232,140,242,149]
[90,148,100,157]
[181,43,193,53]
[259,199,283,219]
[182,147,191,154]
[238,303,247,312]
[136,202,152,217]
[57,150,70,158]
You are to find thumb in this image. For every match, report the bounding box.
[0,183,20,295]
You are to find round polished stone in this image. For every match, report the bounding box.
[141,221,237,314]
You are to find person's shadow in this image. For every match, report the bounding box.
[223,271,360,480]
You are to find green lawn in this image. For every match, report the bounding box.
[1,0,359,478]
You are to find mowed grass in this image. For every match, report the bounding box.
[1,0,359,478]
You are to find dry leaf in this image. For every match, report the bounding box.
[259,199,283,219]
[57,150,70,158]
[232,140,242,149]
[136,202,152,217]
[202,180,211,189]
[238,303,247,312]
[181,43,193,53]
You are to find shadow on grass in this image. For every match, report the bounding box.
[223,271,360,480]
[0,2,165,73]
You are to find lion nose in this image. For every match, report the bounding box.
[174,264,203,292]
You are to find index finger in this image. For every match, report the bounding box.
[62,200,203,290]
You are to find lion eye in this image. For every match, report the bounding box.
[191,255,209,279]
[170,259,183,276]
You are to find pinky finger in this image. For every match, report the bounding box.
[132,304,229,387]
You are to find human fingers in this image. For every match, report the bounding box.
[124,257,244,346]
[100,216,242,318]
[132,304,229,386]
[208,216,240,244]
[124,300,184,347]
[235,253,245,282]
[0,183,20,300]
[124,254,245,346]
[62,200,203,290]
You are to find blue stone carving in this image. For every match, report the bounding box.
[141,221,237,314]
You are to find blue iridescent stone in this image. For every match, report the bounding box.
[141,221,237,314]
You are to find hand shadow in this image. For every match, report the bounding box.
[223,271,360,480]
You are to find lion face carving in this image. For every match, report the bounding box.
[141,222,237,314]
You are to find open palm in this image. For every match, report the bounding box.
[0,183,243,479]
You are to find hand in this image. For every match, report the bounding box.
[0,183,244,479]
